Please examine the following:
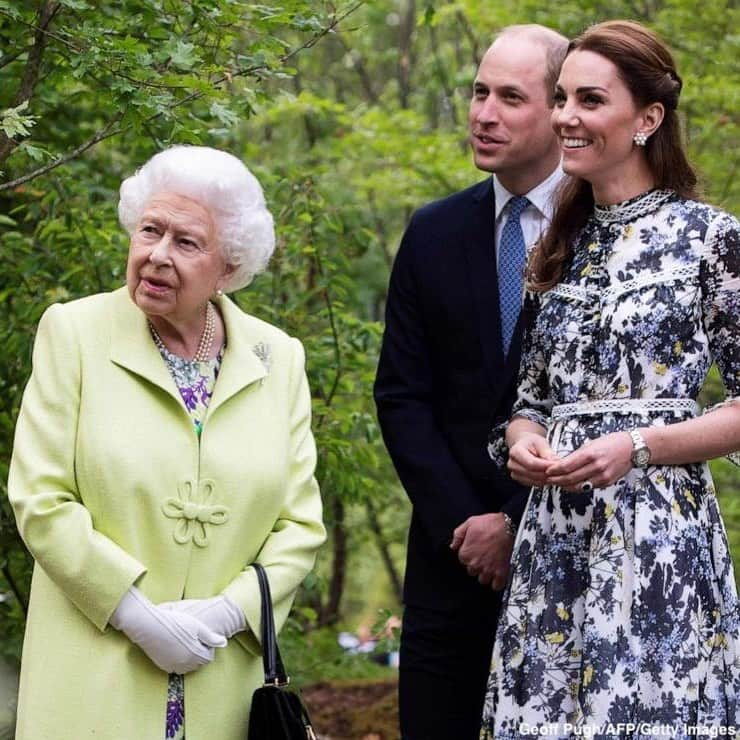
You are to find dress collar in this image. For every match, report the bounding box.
[593,189,675,224]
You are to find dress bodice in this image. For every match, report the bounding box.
[514,190,740,428]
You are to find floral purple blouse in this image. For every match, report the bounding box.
[153,337,224,740]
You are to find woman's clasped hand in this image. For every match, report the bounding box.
[109,589,249,674]
[507,428,634,492]
[159,594,247,640]
[109,587,229,674]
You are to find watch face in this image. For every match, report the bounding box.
[633,448,651,467]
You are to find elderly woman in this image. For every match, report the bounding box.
[482,20,740,736]
[8,145,326,740]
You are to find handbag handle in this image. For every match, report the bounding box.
[253,563,290,686]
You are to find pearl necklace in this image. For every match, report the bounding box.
[149,301,216,362]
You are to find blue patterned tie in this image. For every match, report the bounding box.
[498,196,529,355]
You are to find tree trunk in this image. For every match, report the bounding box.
[292,70,318,147]
[321,495,347,625]
[397,0,415,109]
[366,498,403,602]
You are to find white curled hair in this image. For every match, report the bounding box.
[118,145,275,292]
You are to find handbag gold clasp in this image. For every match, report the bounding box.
[264,676,291,687]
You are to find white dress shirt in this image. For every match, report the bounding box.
[492,165,566,268]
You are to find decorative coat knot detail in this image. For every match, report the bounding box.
[162,479,229,547]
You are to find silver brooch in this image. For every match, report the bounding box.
[253,342,271,374]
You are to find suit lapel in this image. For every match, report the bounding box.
[463,179,505,387]
[501,314,524,390]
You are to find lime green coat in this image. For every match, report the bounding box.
[8,287,326,740]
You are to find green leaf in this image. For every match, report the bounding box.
[168,40,199,70]
[209,102,239,128]
[0,101,36,139]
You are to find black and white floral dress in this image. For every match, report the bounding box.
[481,190,740,738]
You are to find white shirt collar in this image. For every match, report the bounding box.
[492,164,565,223]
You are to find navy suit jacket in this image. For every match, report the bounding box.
[374,178,530,611]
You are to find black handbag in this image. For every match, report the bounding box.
[247,563,317,740]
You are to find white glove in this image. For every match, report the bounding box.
[160,594,246,640]
[110,587,227,674]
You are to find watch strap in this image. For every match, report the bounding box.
[629,429,651,467]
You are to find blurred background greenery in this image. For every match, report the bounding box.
[0,1,738,733]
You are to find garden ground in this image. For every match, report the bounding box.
[304,678,399,740]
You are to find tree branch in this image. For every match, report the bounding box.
[0,44,32,71]
[427,22,458,126]
[397,0,415,109]
[152,3,365,128]
[15,1,62,104]
[0,6,78,53]
[0,1,62,164]
[0,114,122,193]
[719,155,738,203]
[365,498,403,602]
[308,198,343,416]
[282,2,365,64]
[335,31,381,106]
[455,9,482,66]
[1,562,27,616]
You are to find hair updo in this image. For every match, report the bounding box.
[528,20,698,292]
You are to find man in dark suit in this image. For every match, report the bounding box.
[374,25,568,739]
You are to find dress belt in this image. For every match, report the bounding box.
[551,398,699,421]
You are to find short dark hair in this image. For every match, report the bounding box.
[496,25,569,104]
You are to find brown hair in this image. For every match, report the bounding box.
[528,20,699,292]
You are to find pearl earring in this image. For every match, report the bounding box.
[633,131,648,146]
[215,289,224,297]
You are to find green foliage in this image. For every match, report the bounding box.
[0,0,361,188]
[281,623,396,688]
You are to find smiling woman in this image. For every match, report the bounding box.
[552,49,666,205]
[482,20,740,737]
[7,145,326,740]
